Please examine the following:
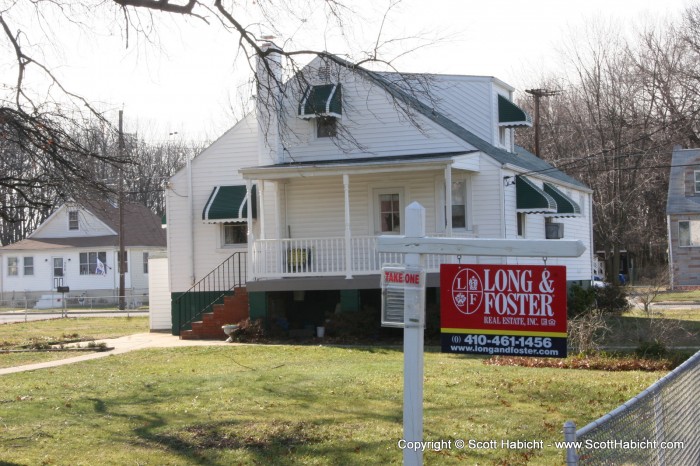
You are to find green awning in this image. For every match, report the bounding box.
[298,84,342,119]
[516,176,557,213]
[543,183,582,217]
[498,95,532,127]
[202,185,257,223]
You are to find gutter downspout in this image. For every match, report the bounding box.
[188,157,195,285]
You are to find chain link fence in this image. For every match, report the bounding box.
[0,291,148,313]
[565,349,700,465]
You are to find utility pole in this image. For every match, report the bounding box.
[525,88,558,157]
[118,110,126,311]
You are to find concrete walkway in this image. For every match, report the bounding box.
[0,333,231,376]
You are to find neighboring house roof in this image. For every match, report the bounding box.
[0,200,166,252]
[77,199,166,247]
[666,147,700,215]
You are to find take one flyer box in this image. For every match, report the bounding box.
[440,264,567,358]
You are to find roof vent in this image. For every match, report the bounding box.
[317,65,330,82]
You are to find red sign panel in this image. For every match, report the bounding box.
[440,264,567,358]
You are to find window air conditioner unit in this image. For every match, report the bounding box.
[546,223,565,239]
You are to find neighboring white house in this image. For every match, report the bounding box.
[0,200,166,303]
[166,50,594,335]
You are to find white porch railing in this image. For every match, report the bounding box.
[250,233,477,279]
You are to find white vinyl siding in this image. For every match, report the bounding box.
[167,114,260,292]
[34,206,114,238]
[278,68,471,163]
[427,76,494,143]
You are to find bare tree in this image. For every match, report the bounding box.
[0,0,438,230]
[515,13,700,281]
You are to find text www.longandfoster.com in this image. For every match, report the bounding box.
[449,345,560,356]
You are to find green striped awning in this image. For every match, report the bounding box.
[298,84,342,119]
[498,95,532,127]
[202,185,257,223]
[516,176,557,213]
[544,183,582,217]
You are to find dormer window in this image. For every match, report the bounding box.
[694,170,700,193]
[298,84,342,119]
[68,210,79,230]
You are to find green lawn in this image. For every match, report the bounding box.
[653,289,700,302]
[0,344,666,465]
[603,309,700,349]
[0,317,148,368]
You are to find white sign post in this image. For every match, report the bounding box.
[402,203,426,466]
[378,202,586,466]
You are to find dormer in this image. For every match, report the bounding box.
[298,83,342,138]
[496,93,532,151]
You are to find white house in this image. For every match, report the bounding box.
[0,199,166,305]
[166,50,594,337]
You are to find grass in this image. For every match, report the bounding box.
[0,344,667,465]
[653,289,700,302]
[602,308,700,349]
[0,317,148,368]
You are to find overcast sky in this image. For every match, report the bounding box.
[1,0,692,143]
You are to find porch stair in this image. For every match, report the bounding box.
[180,287,249,340]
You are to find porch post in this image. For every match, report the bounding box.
[343,174,353,279]
[259,181,266,240]
[445,164,452,236]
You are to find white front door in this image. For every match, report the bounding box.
[52,257,65,289]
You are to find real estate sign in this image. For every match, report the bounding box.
[440,264,567,358]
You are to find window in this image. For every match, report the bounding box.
[143,252,149,274]
[23,257,34,275]
[498,127,508,148]
[53,258,64,277]
[117,251,129,273]
[222,223,247,246]
[316,117,337,138]
[451,180,468,229]
[80,252,107,275]
[679,220,700,247]
[7,257,18,276]
[517,212,526,237]
[378,192,401,233]
[68,210,79,230]
[695,171,700,193]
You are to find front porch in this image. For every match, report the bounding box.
[249,233,476,281]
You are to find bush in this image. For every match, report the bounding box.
[567,284,596,318]
[635,340,668,359]
[594,285,630,313]
[568,311,609,354]
[232,318,266,341]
